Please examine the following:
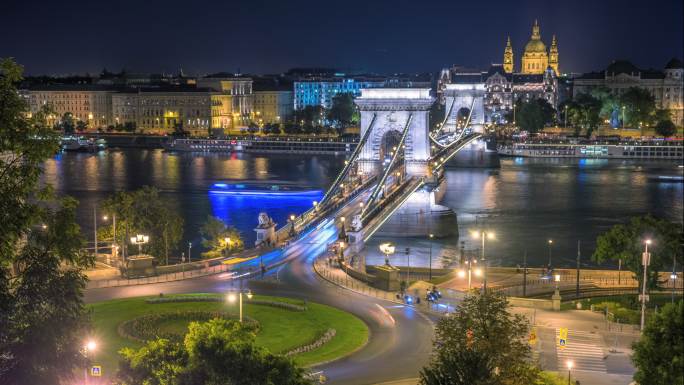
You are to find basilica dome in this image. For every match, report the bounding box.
[524,38,547,53]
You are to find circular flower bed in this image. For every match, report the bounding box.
[118,311,259,343]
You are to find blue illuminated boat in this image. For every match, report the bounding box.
[210,183,321,196]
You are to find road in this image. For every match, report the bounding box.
[85,192,435,385]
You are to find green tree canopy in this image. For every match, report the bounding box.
[57,112,76,134]
[100,186,184,264]
[421,290,540,385]
[566,93,602,136]
[327,92,357,130]
[592,215,683,290]
[117,318,313,385]
[515,98,555,134]
[632,301,684,385]
[619,87,656,127]
[199,215,243,259]
[654,118,676,137]
[1,58,93,384]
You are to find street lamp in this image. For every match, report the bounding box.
[566,360,573,385]
[379,242,395,266]
[428,233,434,280]
[640,239,651,331]
[129,234,149,256]
[83,339,97,385]
[339,216,347,240]
[103,214,118,262]
[555,273,561,291]
[471,230,495,290]
[227,290,253,323]
[289,214,296,237]
[547,239,554,268]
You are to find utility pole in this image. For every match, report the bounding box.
[405,247,410,284]
[640,240,651,331]
[523,250,528,297]
[576,240,581,298]
[93,206,98,261]
[618,258,622,285]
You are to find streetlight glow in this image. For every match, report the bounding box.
[645,239,652,245]
[227,293,237,303]
[474,268,483,277]
[457,270,466,278]
[85,340,96,352]
[567,360,573,370]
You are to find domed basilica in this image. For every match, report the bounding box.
[505,20,559,75]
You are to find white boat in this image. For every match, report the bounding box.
[61,136,106,152]
[498,140,683,160]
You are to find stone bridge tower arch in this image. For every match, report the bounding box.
[443,83,485,133]
[355,89,434,177]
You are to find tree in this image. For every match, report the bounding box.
[199,216,243,259]
[420,348,495,385]
[1,58,93,384]
[632,301,684,385]
[654,118,676,137]
[117,318,312,385]
[515,99,555,132]
[327,93,356,133]
[592,215,683,290]
[75,120,88,132]
[566,93,601,136]
[57,112,76,134]
[117,338,188,385]
[100,187,184,264]
[619,87,656,127]
[421,290,541,385]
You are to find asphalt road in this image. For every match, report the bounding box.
[85,192,435,385]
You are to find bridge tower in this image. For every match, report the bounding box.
[355,89,434,177]
[442,83,486,134]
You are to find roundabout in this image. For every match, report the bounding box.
[89,294,369,375]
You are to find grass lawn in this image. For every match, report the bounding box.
[561,294,682,323]
[88,294,368,378]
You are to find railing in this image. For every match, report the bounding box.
[87,263,232,289]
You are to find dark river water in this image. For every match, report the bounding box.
[42,149,683,267]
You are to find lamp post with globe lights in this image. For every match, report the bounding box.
[83,339,97,385]
[566,360,573,385]
[227,290,253,323]
[470,230,495,290]
[640,239,651,331]
[379,242,395,266]
[129,234,149,256]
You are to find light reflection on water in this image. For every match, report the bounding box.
[443,157,683,267]
[41,149,343,258]
[41,150,683,266]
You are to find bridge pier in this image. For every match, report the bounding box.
[375,187,458,238]
[444,137,501,168]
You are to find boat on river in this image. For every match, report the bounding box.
[61,136,106,152]
[209,182,321,196]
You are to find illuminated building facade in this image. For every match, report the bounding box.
[27,85,112,128]
[197,75,254,130]
[573,59,684,126]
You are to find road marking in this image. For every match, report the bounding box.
[555,328,607,372]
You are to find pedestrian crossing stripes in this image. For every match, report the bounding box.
[555,328,607,372]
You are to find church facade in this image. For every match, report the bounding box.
[439,20,560,125]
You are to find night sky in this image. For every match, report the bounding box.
[1,0,682,76]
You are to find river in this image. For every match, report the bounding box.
[41,149,683,267]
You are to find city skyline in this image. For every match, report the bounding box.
[1,0,682,76]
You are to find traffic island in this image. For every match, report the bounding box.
[88,294,368,379]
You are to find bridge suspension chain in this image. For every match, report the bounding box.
[317,113,377,208]
[360,114,413,218]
